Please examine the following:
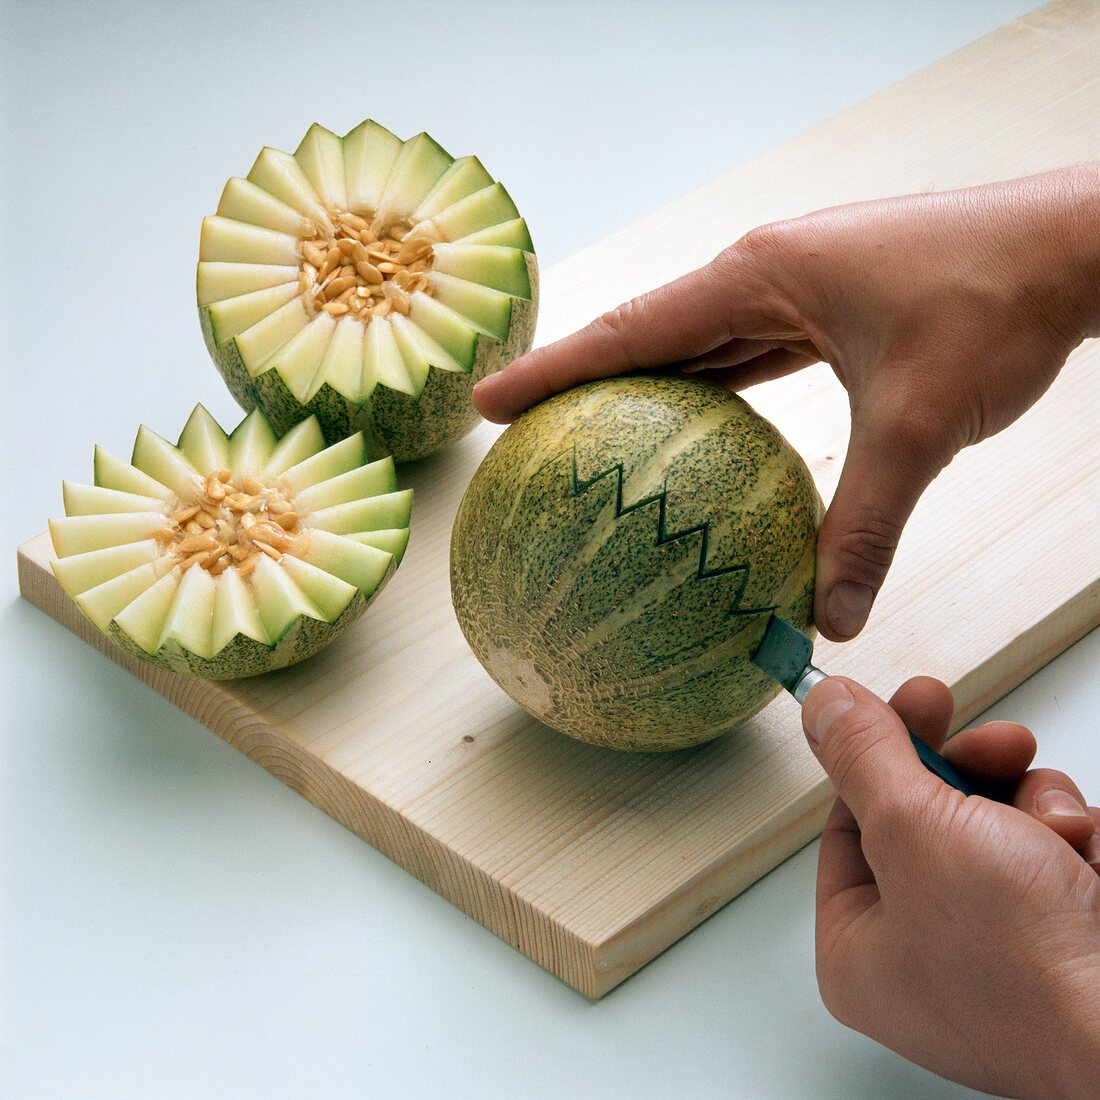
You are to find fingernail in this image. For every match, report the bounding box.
[826,581,875,640]
[1035,788,1092,822]
[803,679,855,747]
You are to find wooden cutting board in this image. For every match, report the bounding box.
[17,0,1100,998]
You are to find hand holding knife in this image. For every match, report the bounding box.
[751,614,980,796]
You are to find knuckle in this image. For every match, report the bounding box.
[732,218,801,265]
[710,226,807,338]
[587,296,657,364]
[867,382,960,473]
[716,223,793,302]
[818,707,891,792]
[823,506,904,582]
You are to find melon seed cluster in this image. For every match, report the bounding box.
[298,212,442,322]
[155,470,299,578]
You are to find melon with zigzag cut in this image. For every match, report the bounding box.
[449,375,822,751]
[198,119,538,463]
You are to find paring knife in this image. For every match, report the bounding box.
[750,614,979,796]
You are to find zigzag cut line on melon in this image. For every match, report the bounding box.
[569,454,781,610]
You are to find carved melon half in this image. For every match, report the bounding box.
[49,405,412,679]
[197,119,539,462]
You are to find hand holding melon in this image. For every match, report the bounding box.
[475,167,1100,643]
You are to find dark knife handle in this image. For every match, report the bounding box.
[909,732,980,796]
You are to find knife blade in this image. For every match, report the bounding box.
[750,614,979,796]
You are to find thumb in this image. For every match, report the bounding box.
[473,247,791,423]
[815,407,946,641]
[802,677,937,827]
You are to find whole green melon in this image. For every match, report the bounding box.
[449,374,823,751]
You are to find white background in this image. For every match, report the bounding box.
[3,2,1095,1097]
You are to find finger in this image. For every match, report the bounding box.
[1083,809,1100,875]
[472,250,799,422]
[687,345,820,391]
[886,676,954,752]
[813,410,948,642]
[1012,768,1096,851]
[802,676,939,830]
[816,794,879,922]
[940,721,1038,783]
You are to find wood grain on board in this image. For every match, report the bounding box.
[17,1,1100,996]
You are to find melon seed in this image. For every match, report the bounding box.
[297,207,435,323]
[158,469,302,577]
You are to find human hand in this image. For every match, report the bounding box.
[803,674,1100,1097]
[474,166,1100,641]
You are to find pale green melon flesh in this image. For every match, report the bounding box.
[413,155,494,220]
[294,124,348,210]
[228,407,279,474]
[217,177,309,237]
[197,262,299,307]
[347,528,409,563]
[199,216,301,265]
[178,404,232,473]
[431,244,532,297]
[454,218,533,251]
[277,432,367,491]
[205,282,301,347]
[93,447,175,498]
[62,482,168,516]
[299,528,394,592]
[78,560,174,632]
[245,146,330,223]
[51,406,411,680]
[430,183,520,240]
[450,375,823,752]
[260,413,328,476]
[308,490,414,535]
[197,119,538,462]
[50,512,168,556]
[52,540,161,594]
[376,132,453,220]
[292,457,398,512]
[343,119,403,211]
[131,427,203,499]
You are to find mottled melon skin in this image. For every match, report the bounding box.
[104,589,373,680]
[450,375,823,751]
[202,272,537,461]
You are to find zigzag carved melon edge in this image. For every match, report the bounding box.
[568,451,777,620]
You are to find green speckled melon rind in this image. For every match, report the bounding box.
[450,374,823,751]
[201,261,538,463]
[104,584,381,679]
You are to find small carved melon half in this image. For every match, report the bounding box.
[49,405,411,679]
